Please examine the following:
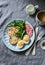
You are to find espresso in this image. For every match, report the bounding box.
[38,12,45,22]
[42,42,45,47]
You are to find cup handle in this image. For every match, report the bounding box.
[35,5,39,9]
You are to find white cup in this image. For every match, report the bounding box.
[25,4,39,15]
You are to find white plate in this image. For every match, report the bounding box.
[2,20,35,52]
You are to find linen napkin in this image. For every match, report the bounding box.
[0,11,13,27]
[0,1,10,28]
[0,1,8,7]
[0,8,2,17]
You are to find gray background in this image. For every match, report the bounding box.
[0,0,45,65]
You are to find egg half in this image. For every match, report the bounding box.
[17,40,24,48]
[23,35,30,44]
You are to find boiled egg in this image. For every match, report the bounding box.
[23,35,30,44]
[17,40,24,48]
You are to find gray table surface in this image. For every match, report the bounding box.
[0,0,45,65]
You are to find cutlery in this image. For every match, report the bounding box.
[31,26,39,55]
[25,45,33,56]
[32,31,45,55]
[25,26,39,56]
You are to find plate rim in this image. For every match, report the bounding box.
[2,20,35,52]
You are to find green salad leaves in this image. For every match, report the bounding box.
[8,20,26,39]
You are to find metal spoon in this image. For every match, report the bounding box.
[32,31,45,55]
[25,26,39,56]
[31,26,39,55]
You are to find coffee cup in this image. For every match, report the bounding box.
[40,40,45,50]
[36,10,45,25]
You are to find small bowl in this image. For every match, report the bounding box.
[40,40,45,50]
[36,10,45,25]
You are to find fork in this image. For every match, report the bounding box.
[32,31,45,55]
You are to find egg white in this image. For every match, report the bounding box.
[17,40,24,48]
[23,35,30,44]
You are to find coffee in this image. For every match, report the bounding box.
[38,12,45,22]
[42,42,45,47]
[40,40,45,50]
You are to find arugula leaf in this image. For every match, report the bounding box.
[8,20,26,39]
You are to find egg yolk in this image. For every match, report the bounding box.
[23,35,29,42]
[18,43,23,46]
[18,40,24,47]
